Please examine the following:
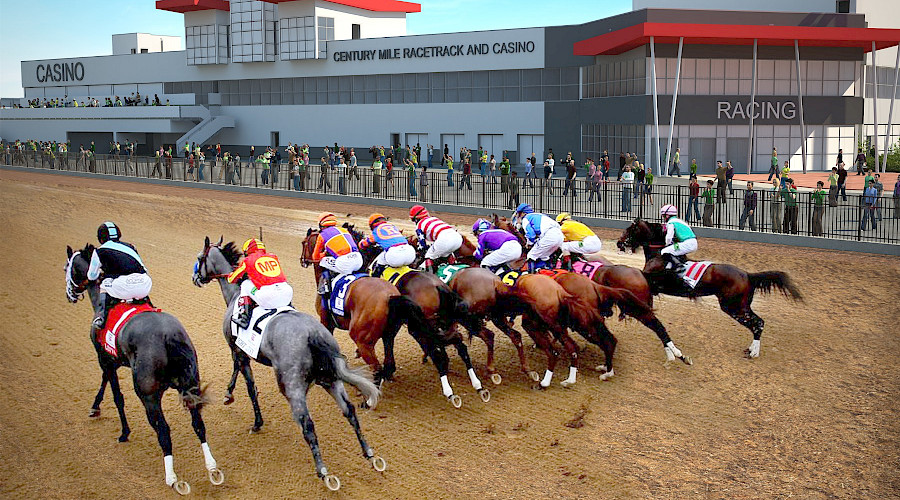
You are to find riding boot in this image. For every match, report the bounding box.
[235,295,252,329]
[526,259,536,274]
[561,254,573,271]
[317,271,331,295]
[91,292,111,330]
[423,259,435,273]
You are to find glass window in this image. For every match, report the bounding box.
[458,71,472,87]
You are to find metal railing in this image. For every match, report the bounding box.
[4,149,897,244]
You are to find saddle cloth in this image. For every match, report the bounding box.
[498,270,525,287]
[436,264,469,285]
[329,273,368,317]
[678,261,712,289]
[537,269,567,279]
[231,306,294,359]
[98,302,160,358]
[380,265,414,286]
[555,259,605,280]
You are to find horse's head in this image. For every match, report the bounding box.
[491,213,526,245]
[616,219,656,253]
[193,236,236,286]
[300,228,319,268]
[65,244,94,303]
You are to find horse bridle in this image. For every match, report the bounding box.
[65,251,88,303]
[195,243,232,285]
[299,229,318,268]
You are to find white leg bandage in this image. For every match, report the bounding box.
[540,370,553,388]
[439,375,453,397]
[466,368,482,391]
[164,455,177,486]
[201,442,217,471]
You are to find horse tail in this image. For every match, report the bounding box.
[437,285,469,329]
[387,295,432,340]
[165,329,207,412]
[749,271,803,302]
[307,328,380,408]
[592,283,653,319]
[555,287,580,331]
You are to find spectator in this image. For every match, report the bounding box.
[779,160,791,189]
[445,154,454,187]
[739,181,758,231]
[318,156,332,192]
[489,154,498,184]
[873,174,885,221]
[702,179,716,226]
[197,151,205,181]
[442,144,448,166]
[187,153,195,180]
[893,176,900,218]
[781,178,799,234]
[562,158,577,197]
[459,154,472,190]
[689,158,698,177]
[371,156,382,194]
[811,180,827,236]
[725,160,735,194]
[232,153,241,184]
[837,162,849,202]
[543,160,554,195]
[508,171,520,210]
[406,157,417,197]
[670,147,681,177]
[855,148,866,175]
[827,167,839,207]
[715,160,727,204]
[524,155,536,187]
[385,156,394,188]
[643,168,654,206]
[768,148,779,181]
[620,165,634,212]
[419,165,428,202]
[686,175,701,223]
[617,152,626,180]
[633,161,645,200]
[587,159,602,202]
[499,155,511,192]
[860,179,878,230]
[347,148,360,182]
[427,144,433,169]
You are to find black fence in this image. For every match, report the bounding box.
[5,149,898,245]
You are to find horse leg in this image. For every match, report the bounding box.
[453,341,490,402]
[492,313,532,380]
[139,391,186,492]
[590,323,619,380]
[281,376,338,488]
[430,346,462,408]
[237,357,264,432]
[380,330,397,383]
[354,341,384,387]
[89,368,108,418]
[523,314,559,388]
[719,296,765,358]
[324,382,385,472]
[223,352,241,405]
[556,330,580,388]
[188,406,224,485]
[106,367,131,442]
[635,312,692,366]
[461,314,497,382]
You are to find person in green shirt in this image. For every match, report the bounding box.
[371,157,383,194]
[499,156,511,193]
[689,158,698,177]
[643,170,655,205]
[407,157,417,197]
[827,167,839,206]
[768,148,779,181]
[701,179,716,226]
[811,180,827,236]
[445,154,454,187]
[781,179,798,234]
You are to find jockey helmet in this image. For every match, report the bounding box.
[472,219,492,234]
[97,221,121,244]
[409,205,429,221]
[556,212,571,223]
[318,212,337,228]
[242,238,265,255]
[660,204,678,218]
[515,203,533,215]
[368,213,387,228]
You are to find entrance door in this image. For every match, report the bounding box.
[726,138,749,173]
[478,134,504,158]
[271,131,280,148]
[688,138,716,174]
[441,134,465,160]
[390,133,400,149]
[517,134,544,165]
[405,133,428,150]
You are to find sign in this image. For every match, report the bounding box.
[333,40,536,63]
[717,100,796,121]
[36,62,85,83]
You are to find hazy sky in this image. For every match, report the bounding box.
[0,0,630,98]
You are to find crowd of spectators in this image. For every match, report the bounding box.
[6,93,168,109]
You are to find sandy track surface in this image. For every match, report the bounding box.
[0,169,898,499]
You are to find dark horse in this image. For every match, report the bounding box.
[617,219,803,358]
[303,228,489,407]
[65,244,223,495]
[193,237,386,491]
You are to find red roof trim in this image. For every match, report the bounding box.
[156,0,229,14]
[260,0,420,13]
[574,23,900,56]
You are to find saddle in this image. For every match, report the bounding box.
[379,265,415,286]
[328,273,368,317]
[231,306,294,359]
[435,264,468,285]
[97,302,160,358]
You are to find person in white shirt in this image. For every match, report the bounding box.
[621,165,635,212]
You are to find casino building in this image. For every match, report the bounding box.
[1,0,899,174]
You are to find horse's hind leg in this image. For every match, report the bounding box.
[590,323,618,380]
[636,312,691,365]
[138,390,185,491]
[492,313,531,380]
[430,345,461,407]
[223,352,241,405]
[324,381,384,472]
[523,314,559,388]
[89,368,108,418]
[453,341,490,402]
[187,406,223,484]
[237,356,264,432]
[106,366,131,442]
[556,330,580,388]
[719,296,765,358]
[280,376,336,487]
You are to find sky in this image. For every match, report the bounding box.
[0,0,630,98]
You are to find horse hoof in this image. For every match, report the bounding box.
[595,364,607,373]
[682,356,693,366]
[371,456,387,472]
[249,426,261,434]
[449,394,462,408]
[528,371,540,382]
[478,389,491,403]
[118,434,129,443]
[223,394,234,405]
[173,480,191,495]
[490,373,502,385]
[598,370,615,381]
[324,474,341,491]
[208,468,225,485]
[560,380,575,388]
[89,408,100,418]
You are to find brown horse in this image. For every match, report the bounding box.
[617,219,803,358]
[491,214,692,364]
[304,229,489,407]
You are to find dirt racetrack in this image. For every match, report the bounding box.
[0,169,898,499]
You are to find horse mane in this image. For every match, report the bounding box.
[342,223,365,244]
[80,242,95,256]
[220,242,242,266]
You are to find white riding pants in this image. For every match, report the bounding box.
[527,226,564,261]
[320,252,363,276]
[480,240,522,268]
[241,280,294,309]
[560,235,602,255]
[661,238,698,257]
[376,244,417,268]
[101,273,152,301]
[424,230,463,260]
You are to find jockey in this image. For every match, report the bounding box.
[227,238,293,329]
[311,212,363,295]
[556,213,603,262]
[360,213,416,278]
[514,204,564,273]
[659,204,698,271]
[472,219,522,274]
[88,222,152,329]
[409,205,463,272]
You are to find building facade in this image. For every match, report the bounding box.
[1,0,898,174]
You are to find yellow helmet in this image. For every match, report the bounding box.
[556,212,571,223]
[242,238,265,255]
[318,212,337,228]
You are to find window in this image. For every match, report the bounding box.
[352,24,361,40]
[140,48,149,54]
[836,0,850,13]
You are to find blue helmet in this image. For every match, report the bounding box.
[515,203,533,215]
[472,219,492,234]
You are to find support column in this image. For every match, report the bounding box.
[794,40,807,174]
[664,37,683,176]
[872,41,880,173]
[747,39,758,175]
[650,36,661,176]
[884,44,899,173]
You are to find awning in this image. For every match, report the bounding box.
[156,0,229,13]
[259,0,420,13]
[574,22,900,56]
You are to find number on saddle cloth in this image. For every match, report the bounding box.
[436,264,468,285]
[380,266,414,285]
[500,270,523,286]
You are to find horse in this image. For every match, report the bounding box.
[193,237,386,490]
[303,228,488,407]
[617,219,804,358]
[65,244,223,495]
[491,214,692,364]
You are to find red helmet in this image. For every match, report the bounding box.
[409,205,429,221]
[242,238,265,255]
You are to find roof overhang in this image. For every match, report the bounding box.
[260,0,420,13]
[574,22,900,56]
[156,0,230,13]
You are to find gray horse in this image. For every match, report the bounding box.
[65,244,223,495]
[192,236,386,491]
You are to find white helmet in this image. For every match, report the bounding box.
[660,204,678,218]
